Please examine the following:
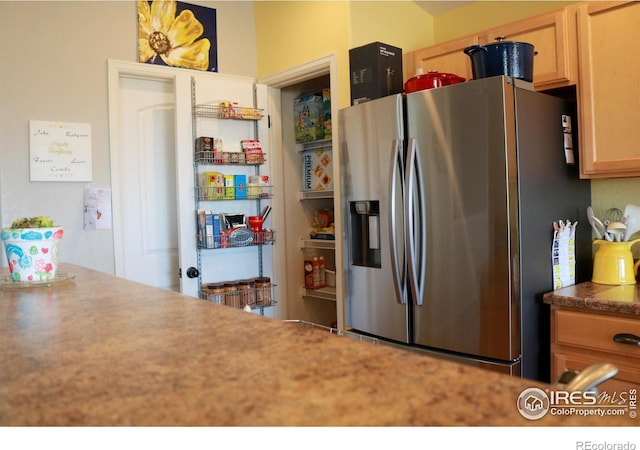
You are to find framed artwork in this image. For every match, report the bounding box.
[29,120,92,182]
[138,0,217,72]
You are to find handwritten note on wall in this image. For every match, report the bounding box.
[29,120,92,182]
[84,187,112,230]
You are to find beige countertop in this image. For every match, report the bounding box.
[543,281,640,316]
[0,264,633,426]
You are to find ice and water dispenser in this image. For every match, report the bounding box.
[349,201,381,268]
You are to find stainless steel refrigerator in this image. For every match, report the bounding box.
[339,75,591,382]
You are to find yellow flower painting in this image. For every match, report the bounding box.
[138,0,217,71]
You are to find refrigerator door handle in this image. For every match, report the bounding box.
[389,138,406,305]
[406,138,427,306]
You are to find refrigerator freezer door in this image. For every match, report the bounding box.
[513,86,592,381]
[407,76,519,361]
[340,94,410,343]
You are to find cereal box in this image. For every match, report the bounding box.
[302,147,332,191]
[294,93,324,144]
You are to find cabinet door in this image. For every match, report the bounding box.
[481,9,574,89]
[551,306,640,391]
[553,352,640,392]
[577,1,640,178]
[404,35,478,81]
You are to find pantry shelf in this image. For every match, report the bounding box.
[202,283,277,310]
[302,286,337,302]
[300,190,334,200]
[298,138,332,152]
[299,238,335,250]
[194,103,263,120]
[197,230,275,249]
[195,150,266,166]
[196,186,273,201]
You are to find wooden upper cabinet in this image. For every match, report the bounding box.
[404,9,576,90]
[403,1,640,178]
[480,9,576,90]
[404,35,478,82]
[577,1,640,178]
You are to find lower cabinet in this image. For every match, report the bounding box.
[550,306,640,391]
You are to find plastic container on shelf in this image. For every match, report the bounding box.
[204,282,225,304]
[325,269,336,288]
[254,277,272,306]
[238,279,255,307]
[224,281,240,308]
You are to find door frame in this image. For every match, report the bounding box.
[107,59,199,297]
[259,53,344,329]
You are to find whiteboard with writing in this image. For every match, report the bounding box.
[29,120,92,182]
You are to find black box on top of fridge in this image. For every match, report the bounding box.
[349,42,403,105]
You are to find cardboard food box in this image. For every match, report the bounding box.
[322,88,332,140]
[202,172,224,200]
[309,227,335,240]
[224,175,235,200]
[212,213,222,248]
[248,175,269,199]
[294,92,324,143]
[204,210,215,248]
[349,42,403,105]
[302,147,332,191]
[310,208,335,240]
[197,209,206,248]
[197,210,219,249]
[234,174,247,200]
[195,136,213,154]
[241,140,264,164]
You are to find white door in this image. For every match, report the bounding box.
[117,76,179,291]
[108,61,199,297]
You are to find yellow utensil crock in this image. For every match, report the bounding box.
[592,239,640,285]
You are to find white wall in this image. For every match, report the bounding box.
[0,1,257,274]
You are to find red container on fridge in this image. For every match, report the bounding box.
[404,69,466,93]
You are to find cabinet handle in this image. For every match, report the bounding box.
[613,333,640,346]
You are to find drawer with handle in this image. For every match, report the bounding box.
[553,308,640,357]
